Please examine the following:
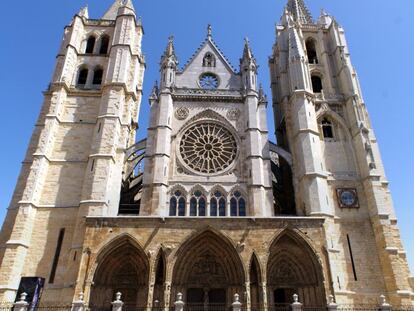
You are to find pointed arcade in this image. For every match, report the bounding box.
[286,0,313,24]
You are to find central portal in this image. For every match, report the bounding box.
[172,231,245,310]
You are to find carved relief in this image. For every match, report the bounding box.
[227,108,241,121]
[175,107,189,120]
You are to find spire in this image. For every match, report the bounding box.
[102,0,135,20]
[78,6,89,19]
[161,36,177,61]
[242,37,254,61]
[286,0,313,24]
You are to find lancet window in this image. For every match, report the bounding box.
[190,190,206,216]
[169,191,186,216]
[210,191,226,217]
[230,191,246,217]
[321,118,334,139]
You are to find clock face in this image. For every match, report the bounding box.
[199,73,219,90]
[337,188,359,208]
[340,191,356,206]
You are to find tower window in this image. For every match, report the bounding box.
[210,191,226,217]
[92,68,103,86]
[306,39,318,64]
[311,75,323,93]
[77,68,88,87]
[169,191,186,216]
[321,118,334,139]
[99,35,110,55]
[85,36,96,54]
[203,52,216,67]
[230,191,246,217]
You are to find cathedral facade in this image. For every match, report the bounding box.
[0,0,413,309]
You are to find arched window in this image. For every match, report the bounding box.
[321,118,334,139]
[99,35,110,55]
[306,39,318,64]
[230,191,246,217]
[190,190,206,216]
[169,191,186,216]
[311,75,323,93]
[203,52,216,67]
[77,68,88,87]
[210,191,226,217]
[85,36,96,54]
[92,68,103,86]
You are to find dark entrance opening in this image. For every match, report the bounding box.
[187,288,226,310]
[274,288,296,304]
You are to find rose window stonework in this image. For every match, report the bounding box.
[179,122,237,174]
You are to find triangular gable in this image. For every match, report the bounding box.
[180,37,237,75]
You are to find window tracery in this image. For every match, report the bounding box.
[169,190,186,216]
[179,122,237,175]
[210,191,226,217]
[230,191,246,217]
[189,190,206,216]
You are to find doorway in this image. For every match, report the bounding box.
[187,288,226,310]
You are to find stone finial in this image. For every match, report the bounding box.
[327,295,338,311]
[174,293,185,311]
[78,6,89,19]
[14,293,29,311]
[379,295,391,311]
[19,293,28,302]
[232,294,242,311]
[207,24,212,38]
[291,294,302,311]
[72,292,85,311]
[111,292,124,311]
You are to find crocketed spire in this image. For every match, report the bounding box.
[286,0,313,24]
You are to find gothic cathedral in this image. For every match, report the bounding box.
[0,0,413,310]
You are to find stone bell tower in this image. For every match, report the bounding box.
[269,0,414,304]
[0,0,144,301]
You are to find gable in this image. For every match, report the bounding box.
[175,39,241,90]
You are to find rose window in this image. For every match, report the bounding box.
[179,122,237,174]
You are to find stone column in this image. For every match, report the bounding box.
[13,293,29,311]
[232,294,242,311]
[291,294,302,311]
[379,295,392,311]
[260,282,268,311]
[327,295,337,311]
[111,292,124,311]
[72,292,85,311]
[174,293,184,311]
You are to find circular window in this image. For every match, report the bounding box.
[179,122,238,174]
[199,73,219,90]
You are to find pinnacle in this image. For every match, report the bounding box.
[286,0,313,24]
[102,0,135,20]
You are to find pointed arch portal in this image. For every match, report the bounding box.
[171,230,245,309]
[267,231,326,306]
[89,236,149,310]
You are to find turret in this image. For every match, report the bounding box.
[240,38,258,91]
[160,36,178,89]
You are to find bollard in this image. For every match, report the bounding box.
[174,293,184,311]
[327,295,338,311]
[72,292,85,311]
[379,295,391,311]
[111,292,124,311]
[14,293,29,311]
[291,294,302,311]
[232,293,242,311]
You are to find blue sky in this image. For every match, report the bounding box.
[0,0,413,273]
